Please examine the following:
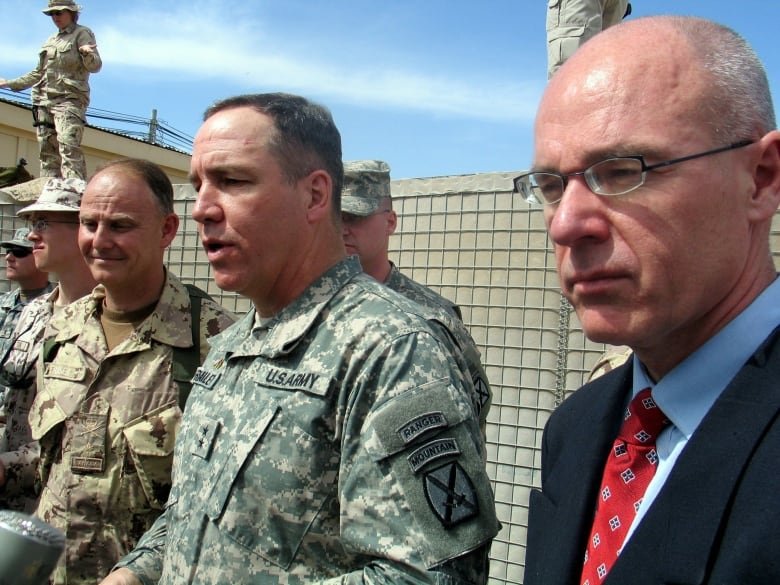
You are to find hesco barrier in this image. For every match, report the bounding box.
[2,173,779,584]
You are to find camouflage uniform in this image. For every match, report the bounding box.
[0,288,36,420]
[0,287,57,513]
[0,226,54,430]
[547,0,630,78]
[116,257,499,584]
[385,262,492,432]
[29,272,235,585]
[5,22,101,179]
[587,344,633,382]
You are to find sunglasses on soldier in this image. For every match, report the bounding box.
[4,247,31,258]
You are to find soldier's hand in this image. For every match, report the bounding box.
[0,79,9,89]
[98,568,141,585]
[78,44,97,54]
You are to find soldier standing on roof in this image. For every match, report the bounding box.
[0,0,101,180]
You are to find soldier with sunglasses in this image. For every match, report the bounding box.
[0,227,52,458]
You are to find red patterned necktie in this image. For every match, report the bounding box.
[580,388,669,585]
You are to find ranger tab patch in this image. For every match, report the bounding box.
[397,411,448,444]
[423,462,479,528]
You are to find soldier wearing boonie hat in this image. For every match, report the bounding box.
[0,0,100,180]
[341,159,492,433]
[17,177,85,219]
[0,178,87,517]
[42,0,82,14]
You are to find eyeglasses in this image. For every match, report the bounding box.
[28,218,80,232]
[513,140,755,206]
[50,10,65,16]
[4,247,31,258]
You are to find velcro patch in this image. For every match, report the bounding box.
[408,437,460,473]
[45,362,86,381]
[192,367,220,389]
[71,456,104,474]
[191,419,220,460]
[424,462,479,528]
[262,366,330,396]
[397,411,448,444]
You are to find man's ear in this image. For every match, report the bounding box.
[386,209,398,236]
[304,169,333,223]
[160,213,180,249]
[747,130,780,222]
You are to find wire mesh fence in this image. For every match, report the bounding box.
[2,172,779,584]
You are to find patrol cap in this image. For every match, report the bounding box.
[17,177,86,219]
[341,160,391,216]
[0,228,33,250]
[42,0,81,14]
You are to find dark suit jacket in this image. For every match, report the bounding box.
[524,327,780,585]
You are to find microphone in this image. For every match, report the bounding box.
[0,510,64,585]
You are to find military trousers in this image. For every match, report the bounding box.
[34,102,87,180]
[546,0,629,78]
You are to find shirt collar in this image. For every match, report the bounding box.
[634,275,780,438]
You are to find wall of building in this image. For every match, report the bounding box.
[0,99,191,184]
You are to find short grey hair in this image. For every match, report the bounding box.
[667,16,776,140]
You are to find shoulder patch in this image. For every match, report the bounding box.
[423,462,479,528]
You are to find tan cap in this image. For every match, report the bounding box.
[341,160,391,216]
[17,177,85,218]
[42,0,82,14]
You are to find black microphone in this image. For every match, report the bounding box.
[0,510,64,585]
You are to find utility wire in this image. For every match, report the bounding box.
[0,88,193,153]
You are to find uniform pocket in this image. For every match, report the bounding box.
[207,403,338,570]
[122,401,180,510]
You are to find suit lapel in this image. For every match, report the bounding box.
[526,364,632,585]
[607,328,780,585]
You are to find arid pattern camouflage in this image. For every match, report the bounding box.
[117,256,499,584]
[29,273,235,585]
[0,286,57,513]
[384,262,492,434]
[587,345,633,382]
[6,22,101,178]
[7,23,101,107]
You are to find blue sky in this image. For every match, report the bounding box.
[2,1,779,180]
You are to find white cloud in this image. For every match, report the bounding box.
[0,2,541,123]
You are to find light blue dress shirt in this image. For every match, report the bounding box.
[625,276,780,543]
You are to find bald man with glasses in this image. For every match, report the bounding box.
[522,15,780,585]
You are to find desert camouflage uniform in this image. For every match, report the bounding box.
[29,272,235,585]
[116,256,499,584]
[0,286,58,513]
[5,22,101,179]
[587,345,633,382]
[547,0,630,78]
[384,262,492,432]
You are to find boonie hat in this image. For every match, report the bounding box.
[341,160,391,216]
[42,0,82,14]
[0,228,33,250]
[17,177,86,219]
